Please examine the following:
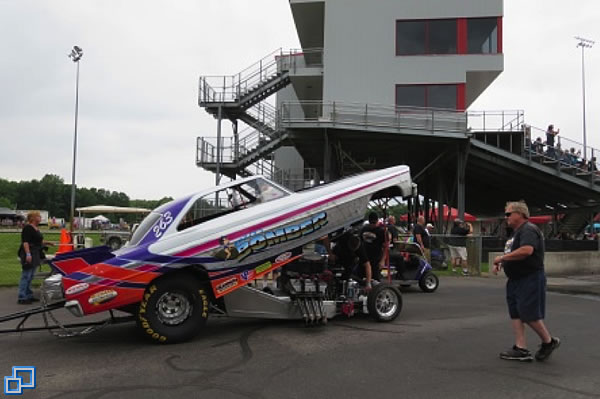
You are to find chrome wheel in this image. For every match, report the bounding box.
[424,275,437,290]
[155,292,192,326]
[419,271,439,293]
[374,287,399,318]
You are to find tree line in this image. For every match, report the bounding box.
[0,174,172,219]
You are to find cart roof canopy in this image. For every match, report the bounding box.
[75,205,151,214]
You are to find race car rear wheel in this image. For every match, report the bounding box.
[136,274,209,344]
[418,271,439,293]
[367,284,402,322]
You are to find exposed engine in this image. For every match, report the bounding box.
[280,253,366,324]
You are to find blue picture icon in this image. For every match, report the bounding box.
[4,366,36,395]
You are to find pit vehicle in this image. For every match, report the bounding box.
[389,241,440,293]
[2,166,415,343]
[73,205,151,250]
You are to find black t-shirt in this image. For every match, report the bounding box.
[413,224,430,248]
[361,224,386,267]
[503,222,545,280]
[332,233,369,279]
[21,224,43,248]
[449,225,469,246]
[546,131,555,147]
[386,224,399,241]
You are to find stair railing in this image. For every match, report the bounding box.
[199,48,324,104]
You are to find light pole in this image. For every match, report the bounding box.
[575,36,594,161]
[68,45,83,232]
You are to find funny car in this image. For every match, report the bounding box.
[38,166,415,343]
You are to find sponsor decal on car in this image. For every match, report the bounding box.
[234,212,328,261]
[254,261,272,275]
[275,252,292,263]
[88,289,118,305]
[215,277,238,294]
[240,269,254,281]
[65,282,90,295]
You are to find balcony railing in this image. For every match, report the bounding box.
[280,101,468,134]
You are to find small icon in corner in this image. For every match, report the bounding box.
[4,366,36,395]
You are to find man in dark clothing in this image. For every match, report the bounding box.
[331,231,373,291]
[360,212,386,282]
[412,216,430,261]
[493,201,560,362]
[545,124,559,158]
[386,215,400,242]
[448,218,472,275]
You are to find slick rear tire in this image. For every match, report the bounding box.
[367,284,402,322]
[136,274,210,344]
[419,271,439,293]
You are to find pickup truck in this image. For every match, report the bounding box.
[99,230,132,250]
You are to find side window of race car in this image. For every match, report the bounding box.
[177,189,235,231]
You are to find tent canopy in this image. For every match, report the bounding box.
[0,207,17,216]
[90,214,110,222]
[76,205,151,214]
[400,205,476,222]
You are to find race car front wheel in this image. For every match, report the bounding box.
[367,284,402,322]
[136,273,210,344]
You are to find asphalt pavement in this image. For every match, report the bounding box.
[0,275,599,399]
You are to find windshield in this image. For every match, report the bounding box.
[127,212,162,247]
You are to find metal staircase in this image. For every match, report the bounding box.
[197,49,325,187]
[556,211,598,237]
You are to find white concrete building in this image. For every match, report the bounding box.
[288,0,503,110]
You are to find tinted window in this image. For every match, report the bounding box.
[396,21,425,55]
[468,18,498,54]
[396,85,426,108]
[428,85,457,109]
[396,85,458,109]
[428,19,457,54]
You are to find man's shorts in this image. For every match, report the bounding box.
[448,245,467,261]
[506,270,546,322]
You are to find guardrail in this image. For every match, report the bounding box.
[280,101,468,134]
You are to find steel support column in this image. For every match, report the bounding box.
[323,129,331,182]
[457,146,466,220]
[215,105,223,186]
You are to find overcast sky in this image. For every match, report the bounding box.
[1,0,599,200]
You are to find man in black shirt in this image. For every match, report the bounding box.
[361,212,386,282]
[331,231,373,291]
[412,216,430,261]
[493,201,560,362]
[448,219,472,275]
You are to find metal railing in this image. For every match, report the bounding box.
[199,48,323,104]
[280,101,468,134]
[466,110,525,132]
[471,122,600,185]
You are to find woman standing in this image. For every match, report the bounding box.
[18,210,53,304]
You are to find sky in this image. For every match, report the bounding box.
[0,0,599,201]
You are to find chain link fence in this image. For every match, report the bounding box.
[397,234,484,275]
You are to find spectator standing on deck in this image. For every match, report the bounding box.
[493,201,560,362]
[545,124,560,159]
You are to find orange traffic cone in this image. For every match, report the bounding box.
[56,228,73,254]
